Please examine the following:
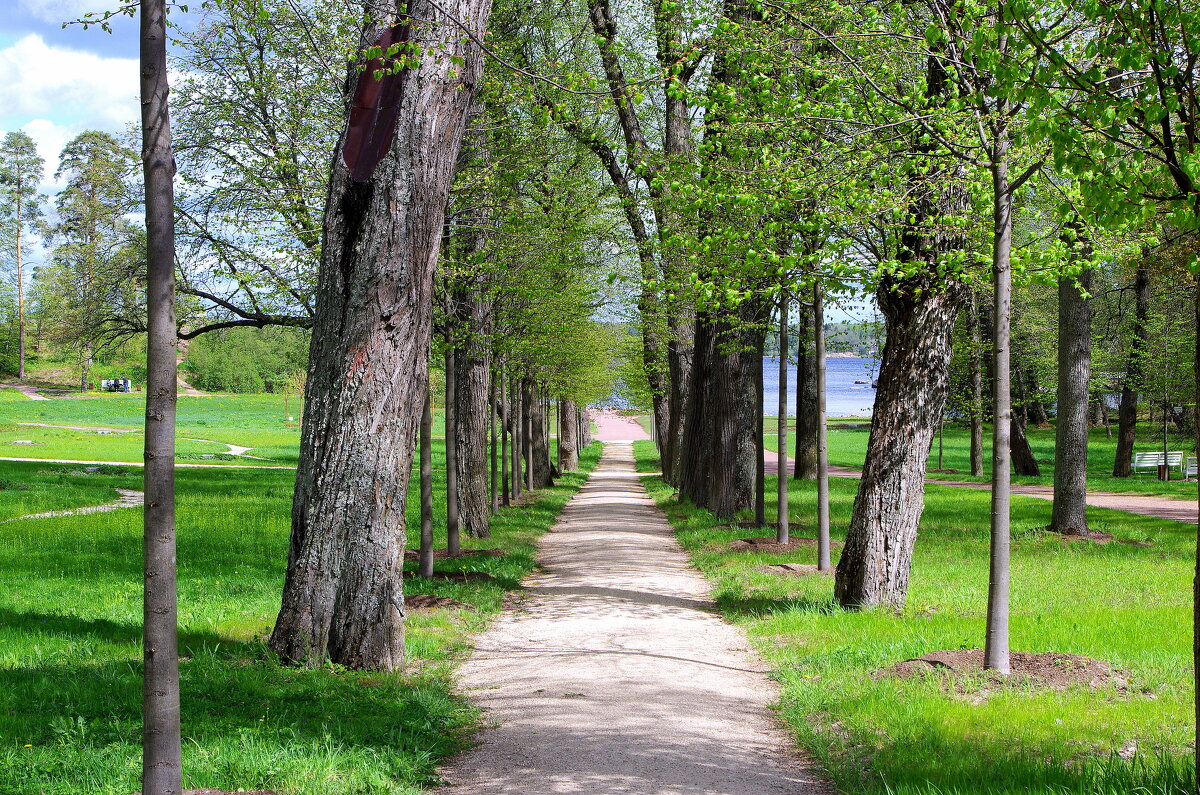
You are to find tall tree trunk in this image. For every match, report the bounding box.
[140,0,183,788]
[834,278,965,607]
[968,291,985,476]
[419,386,434,578]
[1050,267,1092,535]
[1113,266,1150,476]
[523,379,554,488]
[445,347,461,553]
[814,283,831,571]
[1192,272,1199,795]
[1010,415,1040,476]
[755,341,766,527]
[560,399,580,471]
[16,191,25,380]
[500,370,510,507]
[490,369,498,515]
[512,374,522,499]
[679,304,767,520]
[452,322,491,539]
[835,46,968,608]
[269,0,490,671]
[985,126,1013,675]
[776,294,788,543]
[793,296,819,479]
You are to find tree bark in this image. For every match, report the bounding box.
[560,399,580,471]
[679,303,767,520]
[452,322,491,538]
[968,291,985,476]
[1113,266,1150,476]
[834,276,964,607]
[489,369,498,515]
[776,294,788,543]
[140,0,183,789]
[500,370,510,507]
[511,374,522,499]
[419,386,434,578]
[523,379,554,488]
[985,126,1013,675]
[445,346,461,553]
[269,0,490,671]
[793,296,819,480]
[814,283,831,571]
[755,341,766,527]
[1050,267,1092,534]
[1010,415,1040,476]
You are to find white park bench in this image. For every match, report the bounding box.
[1187,456,1198,479]
[1131,450,1184,474]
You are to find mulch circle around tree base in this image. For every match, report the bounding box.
[405,593,471,611]
[754,563,836,577]
[878,649,1128,692]
[403,548,506,561]
[727,536,843,554]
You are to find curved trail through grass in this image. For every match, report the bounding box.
[438,440,830,794]
[3,488,144,522]
[5,383,50,401]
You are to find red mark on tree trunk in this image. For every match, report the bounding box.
[342,22,411,183]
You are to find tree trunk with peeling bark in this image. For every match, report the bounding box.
[269,0,491,671]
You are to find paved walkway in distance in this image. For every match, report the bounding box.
[438,441,829,795]
[5,383,50,401]
[765,452,1198,524]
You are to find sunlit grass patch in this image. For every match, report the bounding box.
[634,439,1195,795]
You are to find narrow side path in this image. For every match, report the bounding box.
[4,383,50,401]
[765,452,1198,524]
[438,443,829,794]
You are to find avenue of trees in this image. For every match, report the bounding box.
[0,0,1194,787]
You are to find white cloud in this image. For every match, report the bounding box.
[21,119,74,186]
[0,34,139,133]
[18,0,112,26]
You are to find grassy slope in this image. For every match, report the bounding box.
[634,440,1194,795]
[765,417,1200,499]
[0,390,599,794]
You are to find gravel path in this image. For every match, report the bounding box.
[4,488,144,522]
[5,384,50,401]
[437,441,829,795]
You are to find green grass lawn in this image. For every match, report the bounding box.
[763,417,1200,499]
[0,388,464,467]
[634,440,1195,794]
[0,412,600,794]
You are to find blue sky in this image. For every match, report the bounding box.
[1,0,144,187]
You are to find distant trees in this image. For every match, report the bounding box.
[0,131,43,379]
[42,130,142,390]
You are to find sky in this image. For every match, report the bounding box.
[1,1,143,187]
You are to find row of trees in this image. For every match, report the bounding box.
[103,0,1199,788]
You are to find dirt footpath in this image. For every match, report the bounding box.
[437,442,829,794]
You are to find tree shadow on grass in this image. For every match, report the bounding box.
[0,610,472,793]
[716,593,839,619]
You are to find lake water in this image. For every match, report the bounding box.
[763,356,879,418]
